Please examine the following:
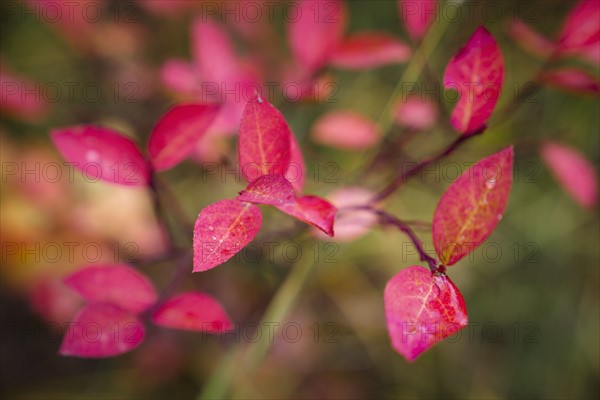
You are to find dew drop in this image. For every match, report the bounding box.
[208,226,214,232]
[485,179,496,189]
[497,214,503,221]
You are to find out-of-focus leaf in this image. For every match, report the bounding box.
[541,68,600,95]
[384,265,468,362]
[238,95,292,181]
[397,0,437,41]
[51,125,150,186]
[393,96,438,130]
[443,26,505,135]
[148,103,221,171]
[151,292,233,333]
[238,174,295,206]
[192,17,239,84]
[193,199,262,272]
[287,0,347,74]
[557,0,600,65]
[506,20,555,59]
[160,59,199,96]
[276,195,336,237]
[329,31,411,69]
[541,141,598,209]
[432,146,513,266]
[0,66,49,121]
[311,110,381,150]
[315,187,377,242]
[64,264,157,313]
[59,303,145,358]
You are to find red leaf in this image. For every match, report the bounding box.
[541,141,598,209]
[287,0,347,74]
[151,292,233,333]
[193,199,262,272]
[557,0,600,66]
[238,95,292,181]
[384,266,468,362]
[398,0,437,41]
[311,110,381,150]
[59,303,145,358]
[506,20,555,60]
[432,146,513,266]
[540,68,600,95]
[330,31,411,69]
[286,132,306,194]
[238,174,295,206]
[443,26,505,135]
[276,195,336,237]
[51,126,150,186]
[64,264,158,314]
[148,103,221,171]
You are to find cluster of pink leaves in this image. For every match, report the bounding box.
[385,146,514,361]
[507,0,599,95]
[47,0,598,363]
[59,264,231,358]
[383,24,515,361]
[193,95,337,272]
[161,1,418,154]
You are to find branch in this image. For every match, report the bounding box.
[370,128,484,204]
[347,206,439,273]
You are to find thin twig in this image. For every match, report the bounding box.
[370,127,485,204]
[347,205,439,273]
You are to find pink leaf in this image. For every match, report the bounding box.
[51,126,150,186]
[443,26,505,135]
[540,141,598,209]
[0,66,49,121]
[238,174,295,206]
[160,59,199,96]
[193,199,262,272]
[151,292,233,333]
[59,303,145,358]
[288,0,347,74]
[384,265,468,362]
[286,132,306,194]
[64,264,158,313]
[432,146,513,266]
[393,96,438,130]
[540,68,600,95]
[505,20,555,60]
[204,64,262,137]
[311,110,381,150]
[238,95,292,181]
[315,187,377,242]
[557,0,600,66]
[398,0,437,41]
[148,103,222,171]
[276,195,337,237]
[192,17,239,84]
[330,31,411,69]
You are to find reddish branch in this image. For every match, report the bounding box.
[347,205,439,273]
[370,127,485,204]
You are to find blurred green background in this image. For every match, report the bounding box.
[1,1,598,399]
